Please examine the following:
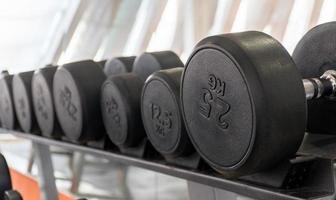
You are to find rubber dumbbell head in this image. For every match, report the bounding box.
[182,22,336,177]
[32,65,62,138]
[141,68,194,157]
[181,31,307,177]
[0,75,18,130]
[53,60,106,142]
[12,71,39,133]
[292,22,336,135]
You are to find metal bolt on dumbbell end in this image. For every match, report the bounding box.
[303,70,336,100]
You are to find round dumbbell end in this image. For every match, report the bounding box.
[101,74,145,146]
[53,67,83,140]
[54,60,106,142]
[182,32,306,176]
[0,76,16,129]
[12,73,33,132]
[142,68,190,156]
[101,80,129,145]
[32,69,55,137]
[182,47,254,168]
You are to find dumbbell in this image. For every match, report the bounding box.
[52,56,134,142]
[101,51,184,149]
[32,65,63,138]
[141,68,194,158]
[104,56,135,76]
[53,60,106,142]
[12,71,39,133]
[292,22,336,136]
[0,75,18,130]
[181,22,336,177]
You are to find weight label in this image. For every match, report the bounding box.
[199,74,230,129]
[59,86,77,121]
[36,84,48,120]
[105,96,120,127]
[150,102,172,137]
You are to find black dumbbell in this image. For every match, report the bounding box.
[12,71,39,133]
[101,51,184,149]
[104,56,135,76]
[53,60,106,142]
[141,68,194,157]
[0,75,18,130]
[32,65,63,138]
[292,22,336,136]
[181,23,336,177]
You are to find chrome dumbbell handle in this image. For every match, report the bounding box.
[303,70,336,100]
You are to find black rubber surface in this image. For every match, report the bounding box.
[132,51,184,81]
[141,68,194,157]
[101,74,145,146]
[0,75,18,130]
[181,31,306,177]
[53,60,106,142]
[32,66,62,138]
[293,22,336,135]
[12,71,38,133]
[104,56,135,76]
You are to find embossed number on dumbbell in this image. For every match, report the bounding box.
[151,103,172,136]
[150,103,172,136]
[105,97,121,127]
[36,84,48,120]
[59,86,77,121]
[199,74,230,129]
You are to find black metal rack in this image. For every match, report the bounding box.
[1,129,335,200]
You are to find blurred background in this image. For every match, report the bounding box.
[0,0,334,199]
[1,0,334,72]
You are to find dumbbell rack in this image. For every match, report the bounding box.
[1,128,335,200]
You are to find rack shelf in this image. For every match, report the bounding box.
[1,129,335,200]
